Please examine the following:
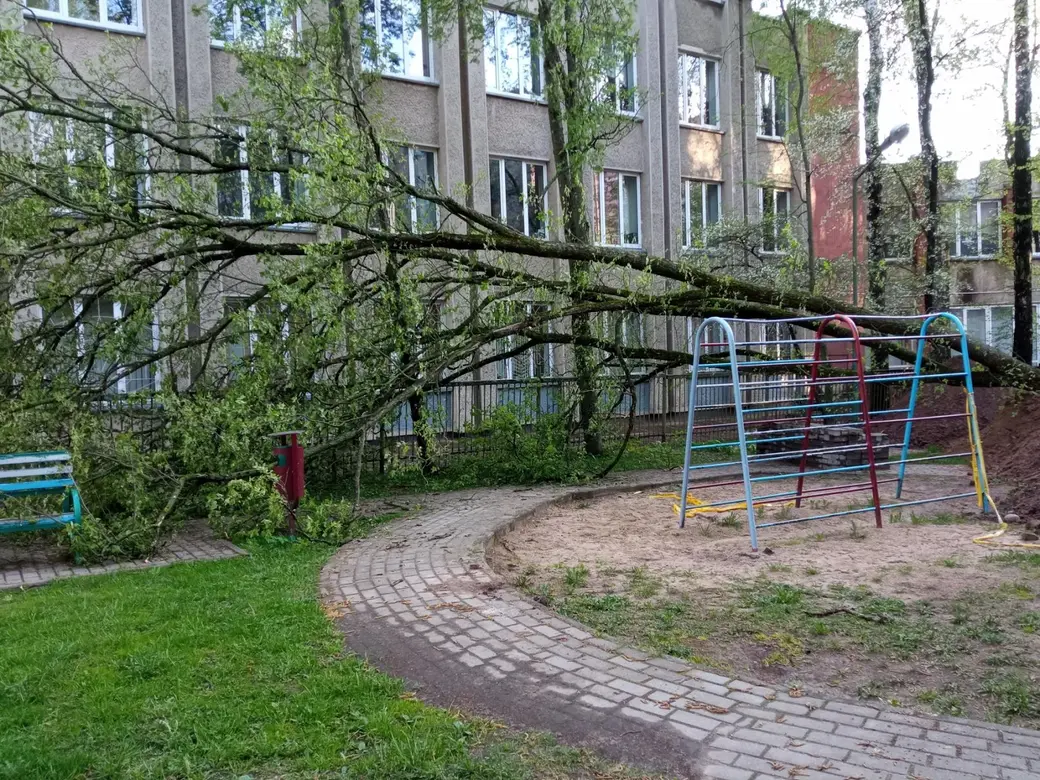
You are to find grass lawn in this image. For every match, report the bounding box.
[0,539,657,780]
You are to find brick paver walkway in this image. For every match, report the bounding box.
[1,519,246,590]
[321,472,1040,780]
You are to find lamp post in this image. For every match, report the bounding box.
[852,123,910,306]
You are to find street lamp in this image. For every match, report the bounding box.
[851,123,910,306]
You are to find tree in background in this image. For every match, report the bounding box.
[1010,0,1034,363]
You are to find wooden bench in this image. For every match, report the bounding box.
[0,451,83,534]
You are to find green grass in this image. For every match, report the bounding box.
[545,574,1040,727]
[0,541,656,780]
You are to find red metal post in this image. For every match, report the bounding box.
[793,316,884,528]
[270,431,305,536]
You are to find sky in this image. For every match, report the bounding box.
[756,0,1017,180]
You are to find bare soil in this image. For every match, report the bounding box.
[490,471,1040,725]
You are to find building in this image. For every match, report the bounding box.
[3,0,862,443]
[880,159,1040,365]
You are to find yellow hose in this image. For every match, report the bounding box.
[965,393,1040,550]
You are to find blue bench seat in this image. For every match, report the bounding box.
[0,451,83,534]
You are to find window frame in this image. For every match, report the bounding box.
[223,295,291,368]
[680,179,722,250]
[359,0,435,82]
[29,110,151,208]
[386,145,440,232]
[483,7,544,101]
[210,0,303,48]
[594,170,642,248]
[951,304,1039,365]
[23,0,142,33]
[216,125,304,223]
[489,156,548,238]
[600,53,638,116]
[759,185,791,253]
[678,51,720,129]
[757,69,787,140]
[496,301,554,380]
[947,199,1002,258]
[59,297,160,394]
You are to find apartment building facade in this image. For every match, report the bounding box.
[5,0,861,429]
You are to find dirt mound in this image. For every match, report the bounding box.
[893,386,1040,522]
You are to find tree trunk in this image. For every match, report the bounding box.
[539,0,603,456]
[905,0,945,313]
[1012,0,1034,363]
[864,0,886,309]
[779,1,815,292]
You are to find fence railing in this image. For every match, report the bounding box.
[97,368,810,474]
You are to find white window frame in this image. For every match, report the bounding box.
[497,302,553,380]
[29,111,151,205]
[217,125,300,222]
[360,0,435,81]
[224,295,291,364]
[678,51,720,129]
[601,54,638,116]
[210,0,302,47]
[681,179,722,250]
[387,145,439,232]
[948,199,1001,258]
[757,70,787,140]
[23,0,141,33]
[483,7,544,100]
[951,304,1039,365]
[594,170,642,248]
[489,157,548,237]
[65,297,160,394]
[759,186,791,253]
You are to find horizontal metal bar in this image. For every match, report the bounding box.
[760,492,979,528]
[684,478,899,511]
[702,357,859,370]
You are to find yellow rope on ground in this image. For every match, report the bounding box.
[651,493,795,517]
[964,393,1040,550]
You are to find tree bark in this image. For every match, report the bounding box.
[864,0,886,309]
[779,0,816,293]
[539,0,603,456]
[905,0,945,313]
[1012,0,1034,363]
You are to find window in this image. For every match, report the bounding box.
[489,157,547,237]
[599,53,637,115]
[946,200,1001,257]
[757,70,787,138]
[678,53,719,128]
[593,170,640,247]
[216,127,304,220]
[950,304,1040,364]
[210,0,300,47]
[25,0,139,30]
[681,180,721,249]
[29,113,148,206]
[360,0,432,79]
[496,301,552,379]
[483,8,542,98]
[760,187,791,253]
[52,297,159,393]
[386,145,438,231]
[224,296,289,369]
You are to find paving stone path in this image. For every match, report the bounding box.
[321,471,1040,780]
[1,519,246,591]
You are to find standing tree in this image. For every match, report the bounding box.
[903,0,945,313]
[863,0,886,308]
[1010,0,1034,363]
